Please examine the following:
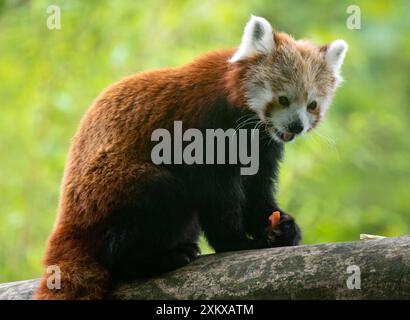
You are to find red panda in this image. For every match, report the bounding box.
[34,16,347,299]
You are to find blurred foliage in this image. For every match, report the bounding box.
[0,0,409,282]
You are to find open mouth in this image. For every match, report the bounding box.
[272,128,295,143]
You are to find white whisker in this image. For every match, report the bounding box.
[312,130,340,161]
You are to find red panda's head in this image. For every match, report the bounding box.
[229,16,348,143]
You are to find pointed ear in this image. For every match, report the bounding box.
[229,15,274,63]
[325,40,348,75]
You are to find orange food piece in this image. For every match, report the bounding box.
[269,211,281,229]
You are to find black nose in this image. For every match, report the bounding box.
[287,120,304,134]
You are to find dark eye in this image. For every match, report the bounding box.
[307,101,318,112]
[278,96,290,107]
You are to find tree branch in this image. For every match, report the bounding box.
[1,237,409,300]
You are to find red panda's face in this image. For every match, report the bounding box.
[229,16,347,143]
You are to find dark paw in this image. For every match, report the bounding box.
[266,213,301,247]
[175,242,200,261]
[168,242,201,269]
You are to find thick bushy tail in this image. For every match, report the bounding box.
[34,224,109,300]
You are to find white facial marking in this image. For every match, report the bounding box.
[298,108,310,134]
[245,81,273,113]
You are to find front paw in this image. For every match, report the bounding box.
[266,213,301,247]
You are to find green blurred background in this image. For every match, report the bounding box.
[0,0,409,282]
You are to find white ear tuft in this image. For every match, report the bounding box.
[229,15,274,63]
[326,40,348,74]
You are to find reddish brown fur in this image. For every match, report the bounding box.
[34,49,253,299]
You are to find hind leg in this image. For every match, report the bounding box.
[101,216,201,280]
[97,166,201,280]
